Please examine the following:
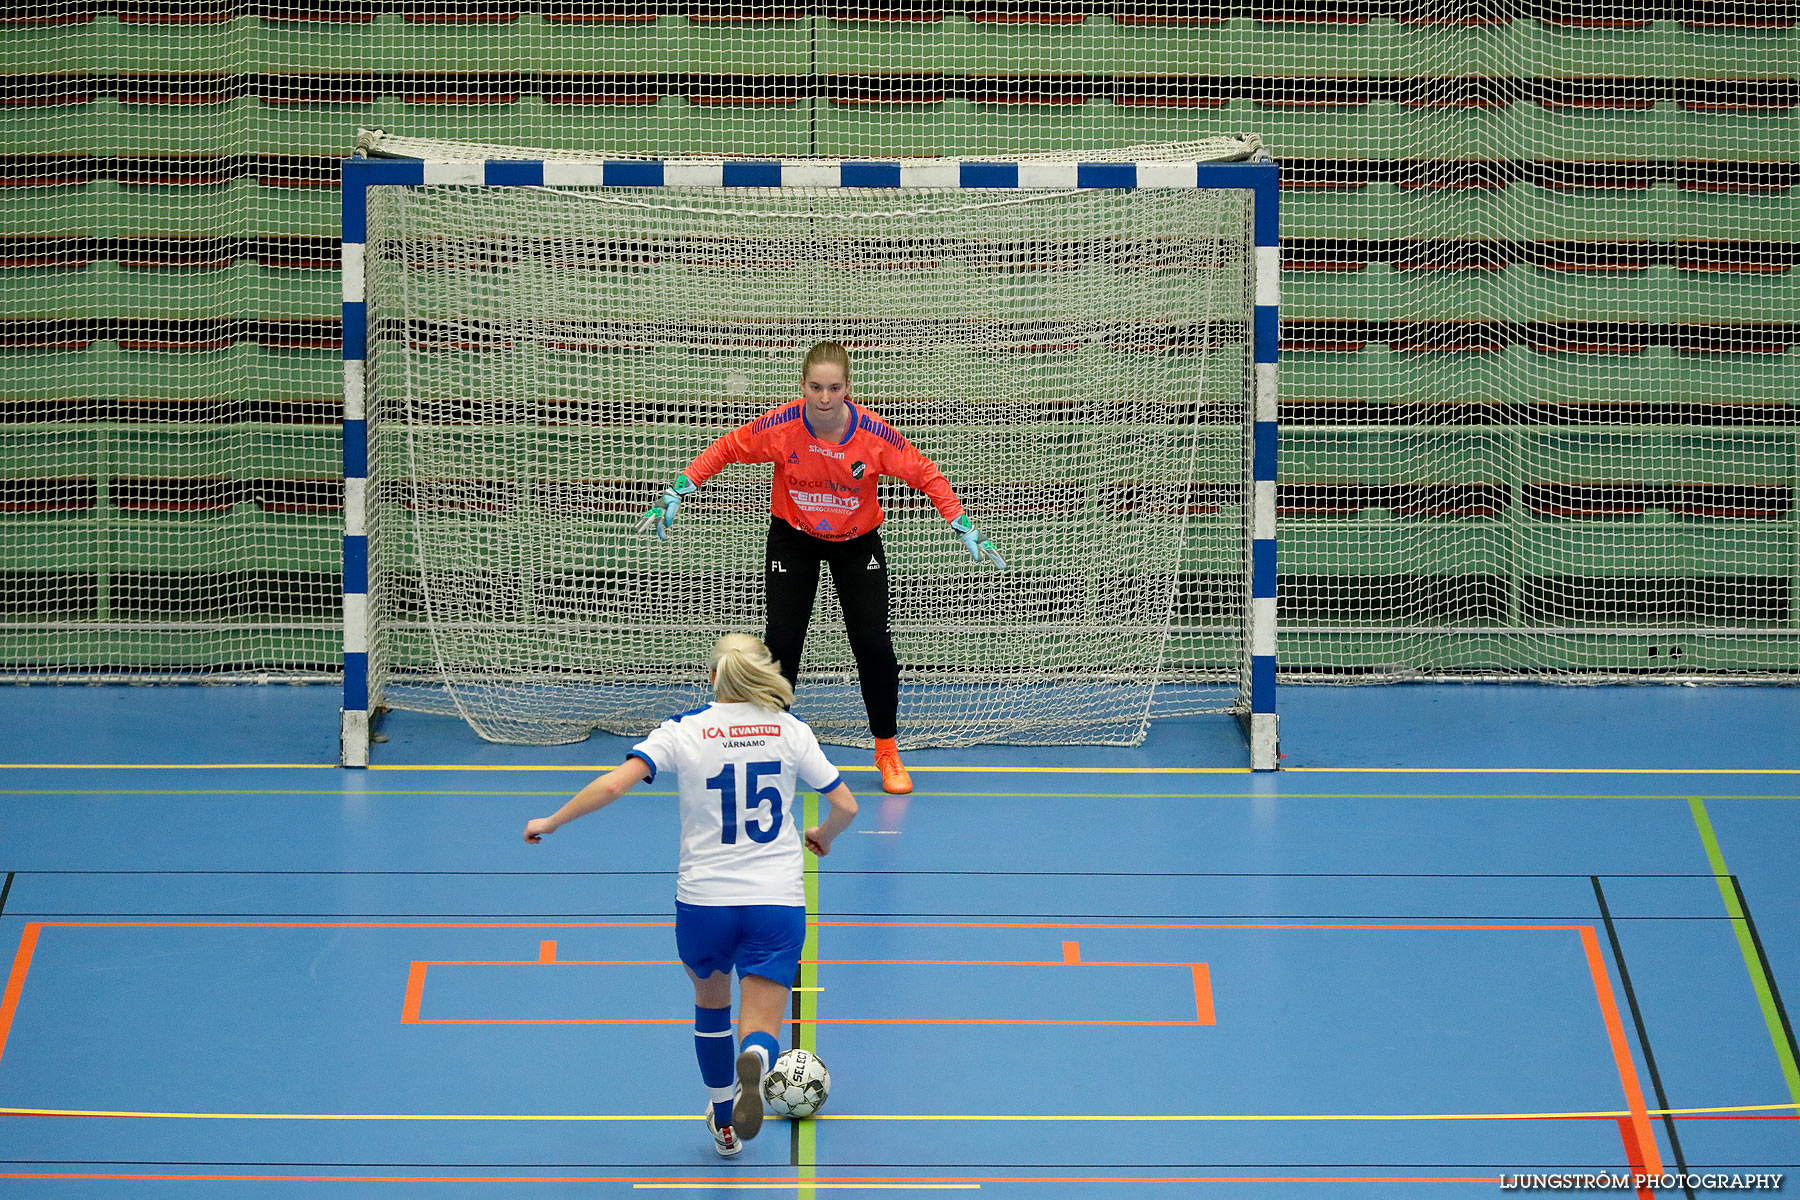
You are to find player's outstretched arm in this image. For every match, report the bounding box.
[524,756,653,842]
[634,473,697,542]
[804,782,858,857]
[949,514,1005,569]
[897,471,1006,568]
[877,426,1004,570]
[635,412,778,541]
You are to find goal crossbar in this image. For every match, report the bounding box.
[339,152,1280,770]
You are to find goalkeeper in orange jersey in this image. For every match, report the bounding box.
[635,341,1004,795]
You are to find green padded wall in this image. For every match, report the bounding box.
[0,0,1795,679]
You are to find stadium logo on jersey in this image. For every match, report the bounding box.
[850,460,866,480]
[807,444,845,460]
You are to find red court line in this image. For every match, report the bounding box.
[24,920,1584,931]
[1193,963,1215,1025]
[413,959,686,967]
[0,924,41,1067]
[815,959,1205,968]
[1580,926,1663,1177]
[410,1018,1207,1026]
[418,958,1189,967]
[1614,1117,1657,1200]
[404,1018,699,1026]
[24,928,673,935]
[424,958,1198,968]
[820,921,1585,932]
[401,954,1216,1027]
[0,1172,1500,1185]
[4,1109,1788,1123]
[401,961,427,1024]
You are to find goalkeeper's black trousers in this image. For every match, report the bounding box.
[763,517,899,740]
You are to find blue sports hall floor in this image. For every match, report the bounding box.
[0,682,1795,1197]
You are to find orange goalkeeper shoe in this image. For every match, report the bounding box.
[874,737,913,795]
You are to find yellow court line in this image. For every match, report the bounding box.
[6,764,1237,774]
[363,764,1256,775]
[1288,767,1800,775]
[5,1102,1793,1122]
[3,790,1795,802]
[7,762,1800,776]
[0,1108,696,1121]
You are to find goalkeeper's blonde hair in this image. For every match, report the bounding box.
[802,340,850,382]
[711,634,794,713]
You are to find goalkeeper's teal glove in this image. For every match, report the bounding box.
[635,474,697,541]
[950,514,1004,569]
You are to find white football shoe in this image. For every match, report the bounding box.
[707,1108,741,1158]
[731,1050,766,1140]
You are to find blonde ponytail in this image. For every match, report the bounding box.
[710,633,794,713]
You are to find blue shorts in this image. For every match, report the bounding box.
[675,901,807,989]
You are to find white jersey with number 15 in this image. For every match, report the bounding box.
[628,701,843,907]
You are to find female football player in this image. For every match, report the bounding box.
[635,341,1004,794]
[523,633,858,1158]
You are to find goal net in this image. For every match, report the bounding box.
[348,146,1274,760]
[6,7,1791,721]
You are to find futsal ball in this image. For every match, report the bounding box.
[761,1048,830,1118]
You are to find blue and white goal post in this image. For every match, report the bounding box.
[338,152,1279,770]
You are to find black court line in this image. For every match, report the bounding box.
[0,872,12,921]
[0,909,1705,925]
[1730,876,1800,1078]
[790,984,802,1168]
[1591,876,1695,1199]
[807,913,1740,922]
